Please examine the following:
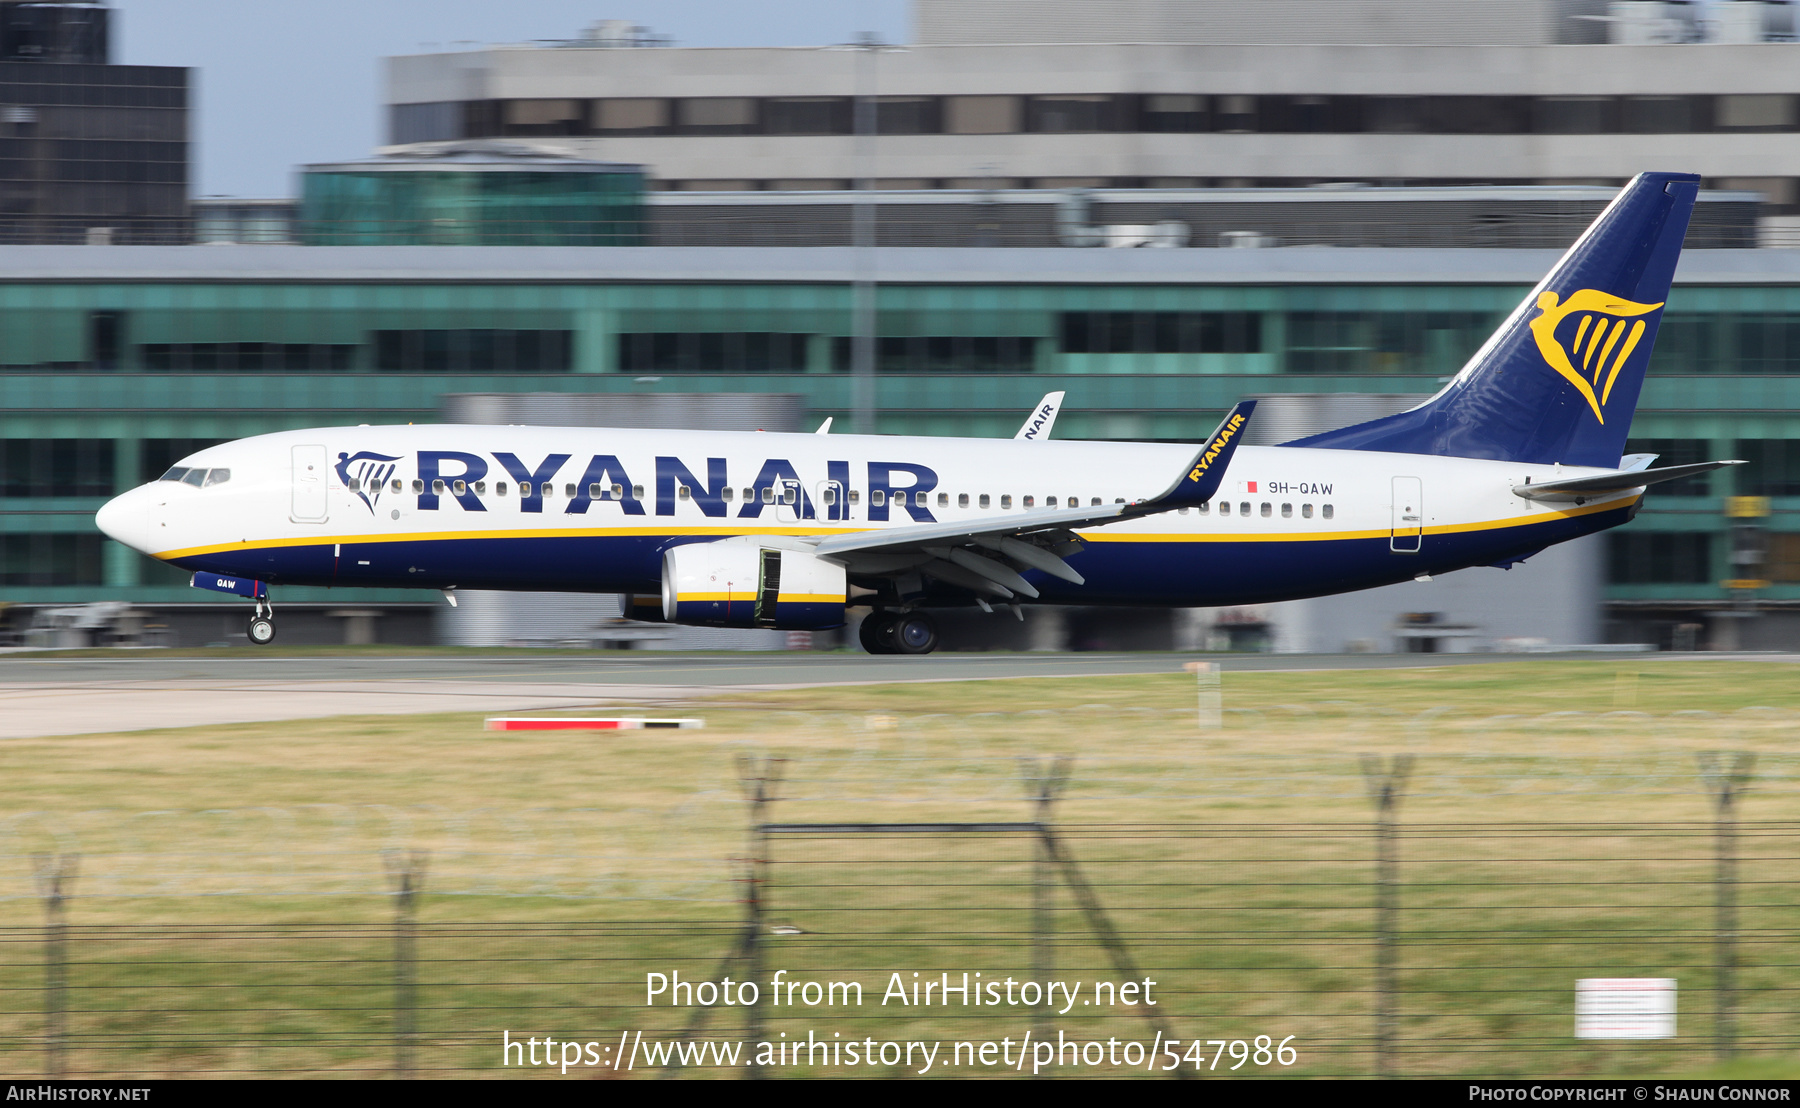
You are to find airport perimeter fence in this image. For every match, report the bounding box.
[0,705,1798,1077]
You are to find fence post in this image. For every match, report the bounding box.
[32,852,76,1080]
[1023,756,1072,1054]
[1360,754,1413,1079]
[1183,661,1222,729]
[737,753,784,1080]
[1698,751,1755,1062]
[383,849,428,1079]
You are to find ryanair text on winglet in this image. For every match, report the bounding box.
[1187,413,1245,483]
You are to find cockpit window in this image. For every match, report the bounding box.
[163,466,230,487]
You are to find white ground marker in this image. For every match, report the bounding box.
[1183,661,1222,729]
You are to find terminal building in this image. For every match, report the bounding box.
[1,240,1796,649]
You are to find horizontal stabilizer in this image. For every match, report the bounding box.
[1514,460,1744,503]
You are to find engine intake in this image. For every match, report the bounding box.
[661,542,846,630]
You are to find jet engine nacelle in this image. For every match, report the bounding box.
[661,542,846,630]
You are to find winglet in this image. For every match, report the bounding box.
[815,417,834,435]
[1015,391,1065,440]
[1150,400,1256,508]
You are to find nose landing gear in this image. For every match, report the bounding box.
[247,597,276,646]
[858,609,939,655]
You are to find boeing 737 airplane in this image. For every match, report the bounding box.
[96,172,1738,654]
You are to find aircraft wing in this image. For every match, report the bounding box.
[1513,459,1744,503]
[810,401,1255,598]
[1014,391,1065,440]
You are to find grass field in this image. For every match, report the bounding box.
[0,657,1796,1078]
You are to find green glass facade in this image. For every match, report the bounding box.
[1,247,1796,631]
[299,167,645,246]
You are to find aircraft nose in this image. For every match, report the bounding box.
[95,486,157,555]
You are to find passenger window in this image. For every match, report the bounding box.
[632,484,644,499]
[743,487,755,501]
[1198,501,1210,514]
[1178,506,1189,515]
[452,480,467,495]
[346,477,360,492]
[872,490,886,506]
[1001,494,1012,509]
[496,481,508,496]
[1115,498,1125,504]
[1323,504,1334,519]
[1281,503,1292,518]
[589,482,602,498]
[542,484,554,499]
[761,487,775,504]
[391,479,403,494]
[723,487,734,502]
[565,483,577,497]
[520,481,533,497]
[1091,498,1101,507]
[784,486,798,505]
[979,494,991,508]
[1023,495,1034,508]
[612,484,625,500]
[1047,496,1058,507]
[474,481,486,494]
[849,490,860,504]
[413,479,424,494]
[1259,502,1270,517]
[893,490,907,507]
[958,493,970,508]
[1220,501,1231,516]
[823,488,836,505]
[1302,503,1312,518]
[678,485,692,501]
[1239,501,1250,515]
[937,492,948,507]
[182,469,207,488]
[432,479,446,494]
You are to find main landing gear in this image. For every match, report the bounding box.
[859,609,939,655]
[247,597,276,646]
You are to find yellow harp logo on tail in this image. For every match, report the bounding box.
[1528,289,1664,424]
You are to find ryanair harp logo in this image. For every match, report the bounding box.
[1529,289,1664,424]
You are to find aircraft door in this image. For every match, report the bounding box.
[774,478,804,523]
[291,444,329,523]
[1390,476,1422,553]
[817,480,848,522]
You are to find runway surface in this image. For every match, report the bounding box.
[0,650,1789,739]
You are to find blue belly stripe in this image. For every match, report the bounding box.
[165,505,1631,608]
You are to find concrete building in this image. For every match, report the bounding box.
[382,0,1800,238]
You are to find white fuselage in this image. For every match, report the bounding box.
[96,424,1638,609]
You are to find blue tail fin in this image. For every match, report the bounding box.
[1286,172,1699,467]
